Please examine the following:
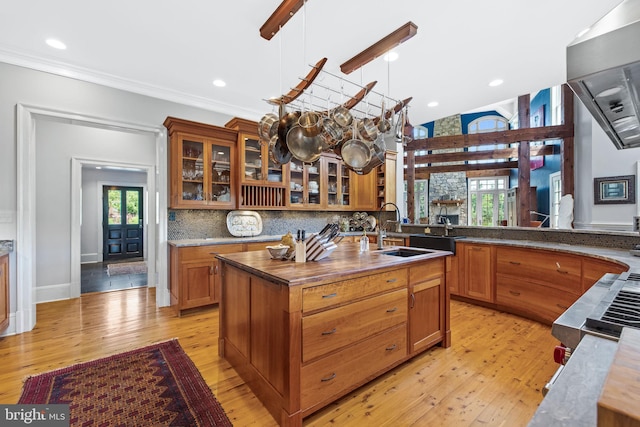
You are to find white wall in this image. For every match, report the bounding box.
[81,168,147,264]
[573,99,640,231]
[0,61,235,328]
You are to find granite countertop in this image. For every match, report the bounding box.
[168,232,640,269]
[168,235,283,247]
[528,334,618,427]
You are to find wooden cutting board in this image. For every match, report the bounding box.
[598,327,640,426]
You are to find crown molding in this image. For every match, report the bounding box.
[0,47,263,121]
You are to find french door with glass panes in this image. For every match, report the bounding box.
[103,186,143,261]
[468,177,507,226]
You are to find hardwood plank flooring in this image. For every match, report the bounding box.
[0,288,559,426]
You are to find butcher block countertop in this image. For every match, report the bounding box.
[215,243,451,287]
[598,327,640,426]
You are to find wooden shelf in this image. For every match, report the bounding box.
[431,199,463,206]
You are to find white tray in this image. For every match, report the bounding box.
[226,210,263,237]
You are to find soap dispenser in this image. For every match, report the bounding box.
[359,230,369,252]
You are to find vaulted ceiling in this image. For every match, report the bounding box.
[0,1,621,124]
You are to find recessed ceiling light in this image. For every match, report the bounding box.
[45,38,67,50]
[213,79,226,87]
[95,166,102,170]
[383,51,399,62]
[489,79,504,87]
[427,101,439,108]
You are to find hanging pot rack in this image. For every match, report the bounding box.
[259,58,413,173]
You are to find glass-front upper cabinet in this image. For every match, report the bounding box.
[324,154,351,210]
[164,116,237,209]
[240,135,285,185]
[288,157,322,208]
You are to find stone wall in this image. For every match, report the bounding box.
[429,114,467,224]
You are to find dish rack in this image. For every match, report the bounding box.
[304,233,338,261]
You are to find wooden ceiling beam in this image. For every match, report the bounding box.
[413,144,556,164]
[260,0,307,40]
[409,161,520,179]
[340,22,418,74]
[406,124,574,151]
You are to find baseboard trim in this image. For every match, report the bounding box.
[36,282,72,303]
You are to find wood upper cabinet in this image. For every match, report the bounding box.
[409,258,446,353]
[323,153,352,210]
[351,169,377,211]
[457,242,494,303]
[226,118,287,209]
[164,117,237,209]
[377,151,397,211]
[288,157,323,208]
[0,254,8,333]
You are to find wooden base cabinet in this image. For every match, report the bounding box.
[456,242,494,303]
[0,254,8,332]
[219,259,449,427]
[409,258,448,352]
[169,241,278,315]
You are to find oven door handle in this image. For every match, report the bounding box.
[542,365,565,397]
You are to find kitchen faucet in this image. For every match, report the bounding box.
[377,202,402,249]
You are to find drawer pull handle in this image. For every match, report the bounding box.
[387,278,397,283]
[386,344,397,351]
[509,261,521,265]
[556,269,569,274]
[509,290,521,296]
[322,293,337,299]
[557,304,568,309]
[321,373,336,382]
[386,307,398,313]
[410,293,416,309]
[472,247,483,251]
[321,328,337,336]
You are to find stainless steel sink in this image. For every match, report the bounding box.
[379,248,436,257]
[408,235,464,254]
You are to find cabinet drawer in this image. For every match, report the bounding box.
[302,269,408,313]
[582,257,627,291]
[179,243,244,261]
[496,275,578,324]
[301,323,407,411]
[410,258,444,283]
[496,247,582,294]
[302,289,407,362]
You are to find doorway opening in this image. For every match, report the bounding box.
[103,186,144,262]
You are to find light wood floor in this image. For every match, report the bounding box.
[0,288,559,426]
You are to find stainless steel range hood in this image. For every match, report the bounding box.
[567,0,640,149]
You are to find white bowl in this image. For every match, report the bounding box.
[266,245,289,259]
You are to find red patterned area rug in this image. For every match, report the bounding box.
[18,339,232,426]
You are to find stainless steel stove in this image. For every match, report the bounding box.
[530,270,640,426]
[584,272,640,337]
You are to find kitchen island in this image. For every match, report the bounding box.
[216,243,452,427]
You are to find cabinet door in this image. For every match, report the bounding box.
[176,136,208,207]
[180,260,216,309]
[288,158,323,208]
[0,255,8,332]
[209,141,234,206]
[352,170,377,211]
[325,156,349,210]
[462,244,494,302]
[409,261,444,353]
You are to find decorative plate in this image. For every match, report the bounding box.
[226,210,263,237]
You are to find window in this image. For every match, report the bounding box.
[467,115,510,164]
[468,177,508,226]
[404,180,429,222]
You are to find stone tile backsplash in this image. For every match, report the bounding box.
[167,210,375,240]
